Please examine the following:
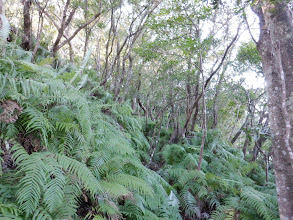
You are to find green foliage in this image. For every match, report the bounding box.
[235,41,262,74]
[159,130,278,219]
[0,49,179,220]
[0,44,278,220]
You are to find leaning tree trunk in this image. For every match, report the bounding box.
[252,1,293,218]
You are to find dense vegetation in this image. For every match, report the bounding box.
[1,0,289,219]
[0,43,278,219]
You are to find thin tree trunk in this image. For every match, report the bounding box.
[211,67,226,129]
[100,1,161,87]
[113,40,121,98]
[228,104,241,140]
[95,34,101,76]
[21,0,32,51]
[123,54,134,99]
[49,0,102,58]
[231,115,249,144]
[102,8,115,86]
[265,154,269,183]
[169,30,239,142]
[243,135,249,159]
[168,72,176,130]
[83,0,89,57]
[32,11,44,61]
[197,67,207,171]
[51,0,71,57]
[137,72,149,124]
[190,81,200,132]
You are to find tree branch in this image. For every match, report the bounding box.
[204,24,241,88]
[56,10,105,51]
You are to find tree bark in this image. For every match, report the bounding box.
[21,0,32,51]
[32,9,44,61]
[0,0,9,53]
[83,0,89,57]
[0,0,6,34]
[242,136,249,159]
[252,1,293,217]
[0,0,4,26]
[197,67,207,171]
[51,0,73,57]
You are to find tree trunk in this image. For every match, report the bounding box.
[197,69,207,171]
[0,0,5,30]
[51,0,71,58]
[211,67,226,129]
[32,11,44,61]
[21,0,32,51]
[242,136,249,159]
[0,0,9,53]
[95,34,101,76]
[252,1,293,217]
[122,54,134,99]
[83,0,89,57]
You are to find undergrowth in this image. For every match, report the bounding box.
[0,43,278,219]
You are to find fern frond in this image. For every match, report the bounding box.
[108,174,153,195]
[32,207,53,220]
[17,61,56,77]
[162,144,186,165]
[120,201,144,219]
[92,215,106,220]
[70,48,92,84]
[0,202,22,219]
[240,187,275,220]
[21,107,53,146]
[43,160,66,212]
[178,170,206,186]
[13,151,48,215]
[98,198,121,217]
[56,154,103,196]
[179,188,201,219]
[100,181,131,199]
[53,178,82,219]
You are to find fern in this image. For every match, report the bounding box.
[100,181,131,199]
[179,189,201,219]
[43,161,65,212]
[107,174,154,195]
[0,46,279,220]
[0,202,22,219]
[56,154,103,196]
[31,207,53,220]
[240,187,276,220]
[21,107,53,147]
[70,48,92,84]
